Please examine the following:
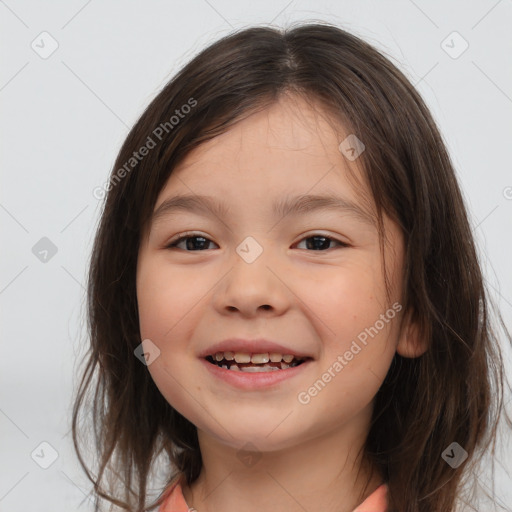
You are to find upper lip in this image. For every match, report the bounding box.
[199,338,313,359]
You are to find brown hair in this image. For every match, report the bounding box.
[71,22,512,511]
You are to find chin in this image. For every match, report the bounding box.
[203,422,305,454]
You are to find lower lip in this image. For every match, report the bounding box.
[200,358,312,390]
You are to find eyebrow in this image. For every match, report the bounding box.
[151,193,376,228]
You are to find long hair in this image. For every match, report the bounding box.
[71,22,512,511]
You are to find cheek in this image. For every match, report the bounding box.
[146,354,213,436]
[302,325,397,420]
[137,256,205,342]
[304,260,398,382]
[136,257,210,398]
[306,258,387,338]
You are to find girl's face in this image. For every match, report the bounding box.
[136,94,420,453]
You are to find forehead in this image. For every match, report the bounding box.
[187,94,347,160]
[154,94,373,214]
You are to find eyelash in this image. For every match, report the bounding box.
[165,232,349,251]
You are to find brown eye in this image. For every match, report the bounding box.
[164,232,348,252]
[166,234,218,251]
[295,235,348,251]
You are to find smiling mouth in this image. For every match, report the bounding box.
[205,352,310,372]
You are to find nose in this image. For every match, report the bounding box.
[212,244,290,317]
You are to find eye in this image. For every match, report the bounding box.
[165,232,218,251]
[294,234,348,251]
[165,232,348,252]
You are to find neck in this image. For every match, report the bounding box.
[181,406,383,512]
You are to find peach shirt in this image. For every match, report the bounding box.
[158,475,388,512]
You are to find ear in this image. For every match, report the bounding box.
[396,309,429,358]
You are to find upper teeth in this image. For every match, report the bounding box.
[213,352,296,364]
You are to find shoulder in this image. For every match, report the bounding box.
[352,482,389,512]
[158,476,389,512]
[158,474,192,512]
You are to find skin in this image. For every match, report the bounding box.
[136,93,427,512]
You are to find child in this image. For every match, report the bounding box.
[72,22,512,512]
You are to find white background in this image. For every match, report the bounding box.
[1,1,511,510]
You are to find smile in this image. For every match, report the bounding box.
[201,352,313,390]
[205,351,308,372]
